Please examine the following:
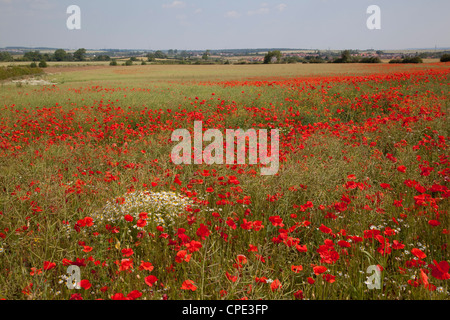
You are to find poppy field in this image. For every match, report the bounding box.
[0,63,449,300]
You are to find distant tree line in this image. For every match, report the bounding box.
[3,48,449,67]
[389,56,423,64]
[331,50,381,63]
[0,48,110,63]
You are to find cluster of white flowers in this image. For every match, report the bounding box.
[93,191,197,230]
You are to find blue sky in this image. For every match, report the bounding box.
[1,0,449,50]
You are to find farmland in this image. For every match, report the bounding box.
[0,62,449,300]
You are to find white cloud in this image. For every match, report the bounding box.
[224,11,241,19]
[175,13,192,26]
[247,7,270,16]
[277,4,287,12]
[194,8,203,14]
[162,1,186,9]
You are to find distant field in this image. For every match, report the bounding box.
[0,61,111,68]
[29,61,450,86]
[1,60,446,84]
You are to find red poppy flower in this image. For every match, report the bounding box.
[397,166,406,173]
[226,271,238,282]
[255,277,268,283]
[121,248,134,257]
[139,261,154,271]
[428,260,450,280]
[185,240,202,253]
[70,293,83,300]
[137,219,147,228]
[392,240,405,250]
[175,250,192,263]
[270,279,282,292]
[111,293,127,300]
[236,254,248,265]
[127,290,142,300]
[43,261,56,271]
[139,212,148,219]
[124,215,134,222]
[411,248,427,260]
[337,240,351,248]
[240,219,253,230]
[313,266,327,275]
[119,259,133,272]
[174,176,182,186]
[226,218,237,230]
[145,275,158,287]
[80,279,91,290]
[196,224,210,240]
[252,221,264,231]
[294,290,304,300]
[269,216,284,227]
[291,265,303,273]
[323,274,336,283]
[428,220,440,227]
[319,224,332,234]
[380,183,391,190]
[181,280,197,291]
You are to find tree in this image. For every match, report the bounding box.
[440,54,450,62]
[53,49,67,61]
[180,51,189,59]
[0,52,13,62]
[38,60,48,68]
[74,48,86,61]
[340,50,352,63]
[360,56,381,63]
[94,54,110,61]
[333,50,355,63]
[402,56,423,64]
[154,51,167,59]
[264,50,282,64]
[202,50,210,60]
[23,51,42,62]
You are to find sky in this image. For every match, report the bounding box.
[0,0,449,51]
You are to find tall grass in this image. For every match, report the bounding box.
[0,66,43,81]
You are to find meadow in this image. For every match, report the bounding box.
[0,62,449,300]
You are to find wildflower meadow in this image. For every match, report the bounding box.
[0,62,448,301]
